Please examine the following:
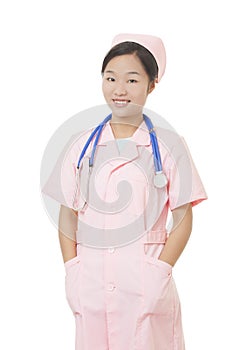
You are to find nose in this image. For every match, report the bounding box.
[114,81,127,96]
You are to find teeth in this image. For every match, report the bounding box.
[114,100,129,105]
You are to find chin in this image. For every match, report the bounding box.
[109,103,143,120]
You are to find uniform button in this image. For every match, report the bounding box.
[107,283,115,291]
[108,248,115,253]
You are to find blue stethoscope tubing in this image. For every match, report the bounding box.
[77,114,112,169]
[75,113,167,209]
[143,114,162,173]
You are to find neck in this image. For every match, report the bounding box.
[110,114,143,138]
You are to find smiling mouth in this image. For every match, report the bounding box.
[112,99,131,107]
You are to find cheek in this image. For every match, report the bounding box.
[133,88,149,103]
[129,82,149,97]
[102,81,112,97]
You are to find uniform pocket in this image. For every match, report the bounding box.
[157,258,173,270]
[65,255,82,314]
[143,254,173,315]
[64,255,80,273]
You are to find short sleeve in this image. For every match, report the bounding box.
[41,136,81,209]
[165,136,207,210]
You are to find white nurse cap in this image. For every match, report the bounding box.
[111,33,166,82]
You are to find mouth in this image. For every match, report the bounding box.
[112,99,131,107]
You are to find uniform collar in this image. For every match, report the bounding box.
[98,119,151,146]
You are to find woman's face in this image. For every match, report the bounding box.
[102,54,155,120]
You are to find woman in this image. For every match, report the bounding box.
[42,33,207,349]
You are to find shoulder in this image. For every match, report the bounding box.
[155,126,187,162]
[63,126,97,156]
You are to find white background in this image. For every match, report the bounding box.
[0,0,232,349]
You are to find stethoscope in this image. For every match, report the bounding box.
[73,114,168,211]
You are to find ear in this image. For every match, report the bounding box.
[148,80,156,94]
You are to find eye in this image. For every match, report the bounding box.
[106,77,115,82]
[128,79,138,83]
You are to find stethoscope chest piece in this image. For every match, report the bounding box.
[154,171,168,188]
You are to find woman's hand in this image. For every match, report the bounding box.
[58,205,78,263]
[158,203,193,267]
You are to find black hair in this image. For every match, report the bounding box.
[101,41,158,82]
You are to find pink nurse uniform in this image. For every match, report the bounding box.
[42,118,207,350]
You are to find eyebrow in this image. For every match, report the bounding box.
[127,71,140,75]
[104,70,140,75]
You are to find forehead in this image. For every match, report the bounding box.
[104,54,146,74]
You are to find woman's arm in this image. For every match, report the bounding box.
[158,203,193,267]
[58,205,78,263]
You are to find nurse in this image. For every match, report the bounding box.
[42,33,207,349]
